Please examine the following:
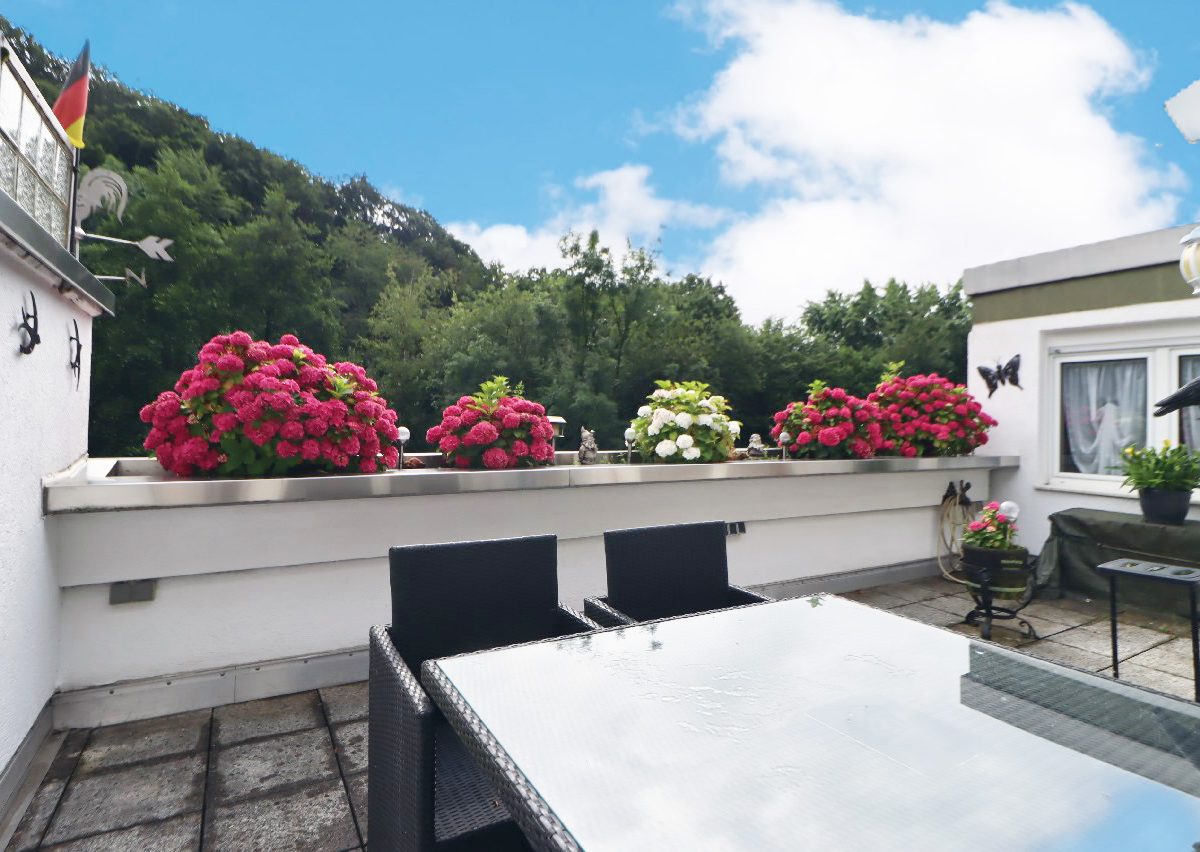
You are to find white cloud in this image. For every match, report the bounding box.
[448,164,726,271]
[679,0,1183,322]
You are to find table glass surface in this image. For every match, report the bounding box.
[427,596,1200,851]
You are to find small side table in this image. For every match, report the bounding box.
[1095,558,1200,702]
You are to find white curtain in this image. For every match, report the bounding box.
[1183,356,1200,450]
[1061,359,1147,474]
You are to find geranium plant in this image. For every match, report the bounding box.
[140,331,402,477]
[962,501,1020,550]
[869,371,997,457]
[1119,442,1200,492]
[425,376,556,469]
[628,380,740,463]
[770,380,886,459]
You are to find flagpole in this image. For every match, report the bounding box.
[68,147,81,257]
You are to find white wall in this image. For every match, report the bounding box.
[0,247,94,773]
[50,463,1000,690]
[968,295,1200,548]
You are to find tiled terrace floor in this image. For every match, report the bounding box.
[7,578,1198,850]
[840,574,1199,700]
[5,683,369,851]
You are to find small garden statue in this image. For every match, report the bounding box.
[746,433,766,459]
[578,427,599,465]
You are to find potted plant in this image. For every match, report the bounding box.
[960,501,1028,600]
[770,380,885,459]
[627,380,740,463]
[1119,442,1200,526]
[425,376,556,469]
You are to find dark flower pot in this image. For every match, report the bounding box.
[1138,488,1193,526]
[959,544,1029,600]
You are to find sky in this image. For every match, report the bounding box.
[7,0,1200,323]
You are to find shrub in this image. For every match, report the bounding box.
[628,380,740,463]
[140,332,402,477]
[1119,441,1200,492]
[426,376,555,469]
[869,373,996,457]
[770,380,885,459]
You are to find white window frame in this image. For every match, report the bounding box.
[1173,348,1200,450]
[1047,348,1155,495]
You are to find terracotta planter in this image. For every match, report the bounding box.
[959,544,1030,601]
[1138,488,1192,526]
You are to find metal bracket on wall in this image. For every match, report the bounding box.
[109,579,156,605]
[17,289,39,354]
[725,521,747,536]
[68,319,82,389]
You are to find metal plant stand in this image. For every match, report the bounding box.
[960,555,1039,641]
[1095,558,1200,702]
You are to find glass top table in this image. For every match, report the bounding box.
[421,596,1200,851]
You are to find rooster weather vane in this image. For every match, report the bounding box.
[976,355,1021,398]
[75,168,174,287]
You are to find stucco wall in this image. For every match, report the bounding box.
[0,248,93,773]
[967,295,1200,549]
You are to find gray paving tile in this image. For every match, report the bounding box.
[5,778,66,851]
[839,589,909,609]
[946,622,1031,649]
[42,813,201,851]
[1021,639,1112,672]
[47,730,89,782]
[211,727,339,804]
[320,681,368,724]
[1051,622,1174,660]
[202,780,359,851]
[1017,601,1099,628]
[918,593,973,617]
[867,581,946,604]
[1103,662,1197,702]
[1124,638,1198,680]
[77,710,209,773]
[891,602,962,628]
[332,720,368,776]
[213,691,323,747]
[41,754,205,845]
[346,773,367,842]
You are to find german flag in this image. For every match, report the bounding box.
[52,41,90,149]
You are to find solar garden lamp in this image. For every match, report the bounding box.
[779,431,792,460]
[624,427,636,465]
[397,426,410,469]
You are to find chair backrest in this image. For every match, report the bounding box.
[389,535,560,669]
[603,521,730,620]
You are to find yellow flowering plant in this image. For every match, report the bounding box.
[1119,441,1200,493]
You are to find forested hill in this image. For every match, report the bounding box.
[1,17,972,455]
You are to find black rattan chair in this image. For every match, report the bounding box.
[584,521,770,626]
[369,535,596,851]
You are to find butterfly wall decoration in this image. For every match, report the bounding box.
[977,355,1021,398]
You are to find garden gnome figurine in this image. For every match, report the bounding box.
[578,427,599,465]
[747,433,766,459]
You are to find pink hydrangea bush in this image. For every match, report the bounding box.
[139,331,402,477]
[868,373,997,457]
[425,376,556,469]
[770,380,886,459]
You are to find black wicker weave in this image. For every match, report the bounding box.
[370,535,596,851]
[584,520,770,624]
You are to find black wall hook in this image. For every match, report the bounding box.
[18,290,39,354]
[68,319,82,389]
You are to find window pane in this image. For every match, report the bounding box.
[53,143,72,199]
[0,64,21,140]
[0,137,16,196]
[1060,358,1147,474]
[1182,356,1200,451]
[19,94,41,162]
[15,159,35,216]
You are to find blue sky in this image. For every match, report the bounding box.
[8,1,1200,321]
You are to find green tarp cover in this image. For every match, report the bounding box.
[1039,508,1200,616]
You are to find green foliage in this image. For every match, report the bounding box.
[1119,442,1200,492]
[0,17,973,457]
[628,381,739,463]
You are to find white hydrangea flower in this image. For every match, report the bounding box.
[652,389,671,399]
[682,447,701,460]
[653,408,675,425]
[655,439,678,457]
[675,433,695,449]
[728,421,741,436]
[647,422,661,436]
[697,413,714,427]
[699,398,715,410]
[637,405,652,417]
[675,412,694,429]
